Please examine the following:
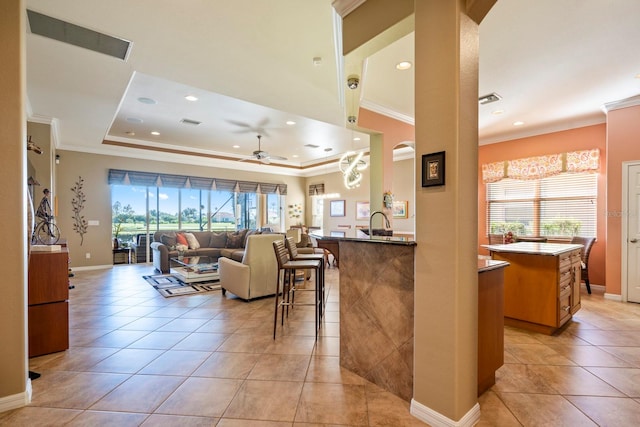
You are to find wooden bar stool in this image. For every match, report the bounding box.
[285,236,326,320]
[272,240,322,339]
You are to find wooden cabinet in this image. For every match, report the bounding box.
[489,243,582,335]
[28,248,69,357]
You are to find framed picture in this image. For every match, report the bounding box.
[330,230,346,237]
[355,201,370,220]
[422,151,446,187]
[392,200,408,218]
[329,199,345,217]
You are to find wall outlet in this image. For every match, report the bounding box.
[88,220,99,226]
[85,252,91,259]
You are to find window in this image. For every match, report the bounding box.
[265,193,284,231]
[487,172,597,237]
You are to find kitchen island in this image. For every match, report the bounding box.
[486,242,583,335]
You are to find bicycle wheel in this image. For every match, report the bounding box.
[36,222,60,245]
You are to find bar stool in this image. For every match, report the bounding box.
[272,240,322,339]
[285,236,326,320]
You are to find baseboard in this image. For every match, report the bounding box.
[71,264,113,272]
[604,292,622,302]
[410,399,480,427]
[0,382,31,414]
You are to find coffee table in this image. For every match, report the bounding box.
[170,256,220,284]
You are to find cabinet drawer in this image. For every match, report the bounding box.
[558,253,572,271]
[558,292,572,326]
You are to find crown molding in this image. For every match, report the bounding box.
[359,100,415,126]
[332,0,368,17]
[602,94,640,113]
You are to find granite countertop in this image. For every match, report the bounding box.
[310,229,417,246]
[485,242,583,256]
[478,258,509,272]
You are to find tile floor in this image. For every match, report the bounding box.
[1,264,640,426]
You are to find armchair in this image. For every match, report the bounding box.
[218,233,284,301]
[571,236,596,294]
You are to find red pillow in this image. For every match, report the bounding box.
[176,233,188,246]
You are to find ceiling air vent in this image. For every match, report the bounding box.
[180,118,202,126]
[27,10,132,61]
[479,92,502,105]
[304,144,320,148]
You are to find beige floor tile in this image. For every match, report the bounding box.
[263,335,317,355]
[476,391,521,426]
[127,331,191,350]
[566,395,640,427]
[195,319,243,334]
[171,332,229,351]
[294,382,367,425]
[155,377,243,417]
[248,353,310,381]
[573,329,640,346]
[305,356,365,385]
[156,317,211,332]
[118,316,174,331]
[506,343,576,365]
[218,419,292,427]
[231,319,275,336]
[600,346,640,368]
[312,336,340,357]
[493,364,557,394]
[178,307,223,319]
[192,351,260,379]
[366,389,428,426]
[138,350,211,376]
[68,328,112,347]
[527,365,625,396]
[86,329,152,348]
[585,367,640,397]
[217,333,276,353]
[546,343,632,367]
[65,410,149,426]
[30,346,119,372]
[140,413,218,426]
[30,371,130,409]
[91,374,186,412]
[0,406,83,426]
[497,392,598,426]
[87,348,164,373]
[223,380,303,422]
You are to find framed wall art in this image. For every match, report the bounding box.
[329,199,345,217]
[355,201,370,220]
[392,200,408,219]
[422,151,445,187]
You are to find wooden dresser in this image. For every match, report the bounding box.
[488,242,583,335]
[28,248,69,357]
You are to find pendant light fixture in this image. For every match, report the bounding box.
[340,76,367,189]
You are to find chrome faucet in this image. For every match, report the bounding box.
[369,210,391,238]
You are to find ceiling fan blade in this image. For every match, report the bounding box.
[268,155,288,161]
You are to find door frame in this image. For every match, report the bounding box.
[621,160,640,302]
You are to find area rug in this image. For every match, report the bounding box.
[143,274,220,298]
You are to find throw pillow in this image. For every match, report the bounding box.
[226,229,247,248]
[209,232,228,248]
[183,232,200,250]
[160,233,177,247]
[176,232,188,247]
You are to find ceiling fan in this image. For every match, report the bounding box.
[240,135,287,164]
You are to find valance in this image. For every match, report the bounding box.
[108,169,287,195]
[308,183,325,196]
[481,149,600,183]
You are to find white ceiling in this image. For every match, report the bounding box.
[25,0,640,176]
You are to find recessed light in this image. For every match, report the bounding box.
[126,117,143,123]
[137,97,157,105]
[286,120,296,126]
[184,95,198,101]
[125,131,135,136]
[513,121,524,126]
[324,148,333,152]
[636,73,640,79]
[151,131,160,136]
[353,137,361,141]
[232,145,240,149]
[292,154,299,158]
[396,61,412,70]
[492,110,504,115]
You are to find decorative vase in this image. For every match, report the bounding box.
[113,238,119,249]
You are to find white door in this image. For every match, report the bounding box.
[627,164,640,303]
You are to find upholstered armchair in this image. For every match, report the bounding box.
[218,233,284,301]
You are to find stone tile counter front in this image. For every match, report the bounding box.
[312,230,417,401]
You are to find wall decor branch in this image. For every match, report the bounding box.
[71,176,88,245]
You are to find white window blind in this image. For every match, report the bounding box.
[487,172,597,237]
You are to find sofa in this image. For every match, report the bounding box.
[150,229,263,273]
[218,233,284,300]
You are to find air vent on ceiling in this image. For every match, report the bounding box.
[180,118,202,126]
[27,9,132,61]
[479,92,502,105]
[304,144,320,148]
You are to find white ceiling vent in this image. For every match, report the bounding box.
[180,118,202,126]
[479,93,502,105]
[27,10,132,61]
[304,144,320,148]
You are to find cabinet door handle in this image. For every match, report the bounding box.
[562,305,571,312]
[631,238,638,243]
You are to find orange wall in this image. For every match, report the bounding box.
[605,104,640,296]
[478,124,607,288]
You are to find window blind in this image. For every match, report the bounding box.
[487,172,597,237]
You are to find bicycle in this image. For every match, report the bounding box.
[32,217,61,245]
